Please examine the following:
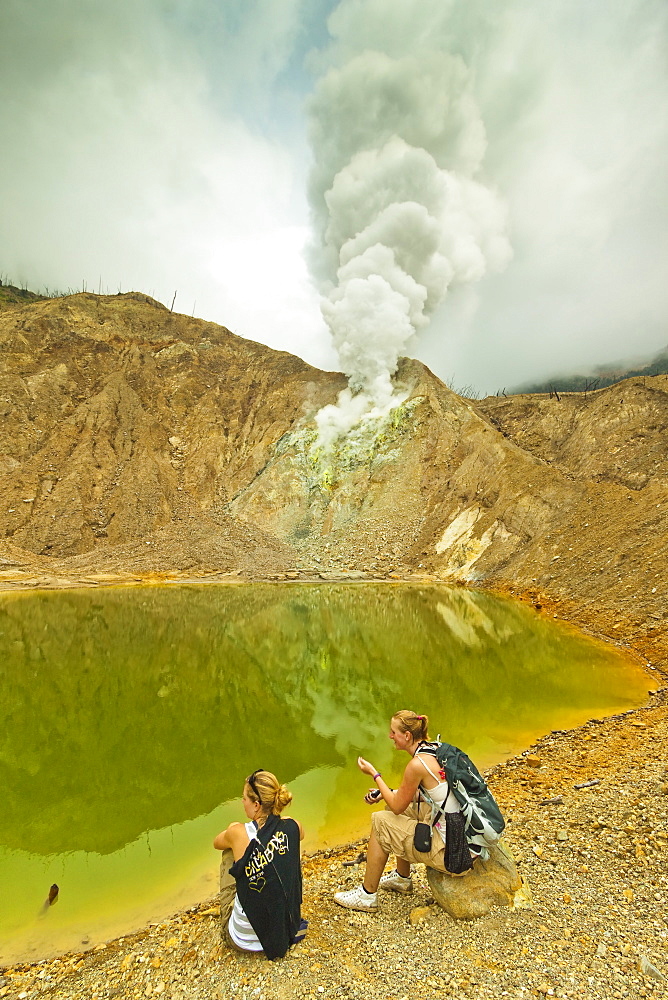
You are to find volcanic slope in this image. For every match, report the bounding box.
[0,291,666,670]
[0,291,343,578]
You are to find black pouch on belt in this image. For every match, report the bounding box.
[413,821,432,853]
[412,787,433,852]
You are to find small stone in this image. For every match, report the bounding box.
[596,943,607,957]
[623,889,634,902]
[556,830,568,841]
[513,880,533,909]
[409,905,435,925]
[526,754,542,768]
[639,956,667,982]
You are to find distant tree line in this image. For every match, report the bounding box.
[515,346,668,395]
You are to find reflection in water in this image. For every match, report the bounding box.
[0,583,649,961]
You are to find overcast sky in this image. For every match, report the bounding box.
[2,0,666,394]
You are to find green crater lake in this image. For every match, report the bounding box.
[0,582,650,963]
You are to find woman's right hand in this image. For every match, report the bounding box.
[363,788,382,805]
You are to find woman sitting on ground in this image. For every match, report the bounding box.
[213,769,306,958]
[334,709,465,912]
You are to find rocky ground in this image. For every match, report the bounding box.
[1,684,666,1000]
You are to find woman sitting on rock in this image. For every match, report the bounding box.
[334,709,466,912]
[214,769,307,958]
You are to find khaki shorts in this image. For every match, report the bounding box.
[371,803,448,872]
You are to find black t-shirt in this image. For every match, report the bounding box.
[229,814,302,960]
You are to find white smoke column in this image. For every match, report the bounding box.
[307,2,512,444]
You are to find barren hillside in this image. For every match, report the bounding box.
[0,291,666,673]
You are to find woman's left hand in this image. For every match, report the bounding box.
[357,756,376,777]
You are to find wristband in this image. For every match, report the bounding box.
[373,772,381,781]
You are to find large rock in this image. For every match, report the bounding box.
[426,842,531,919]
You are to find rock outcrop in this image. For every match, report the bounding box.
[0,291,343,576]
[426,842,530,919]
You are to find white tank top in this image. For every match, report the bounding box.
[227,821,263,952]
[416,753,460,837]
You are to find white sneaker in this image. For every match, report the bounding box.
[379,870,413,894]
[333,885,378,912]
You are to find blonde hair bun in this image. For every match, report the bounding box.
[275,784,293,813]
[248,771,293,815]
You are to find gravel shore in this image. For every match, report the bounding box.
[2,689,666,1000]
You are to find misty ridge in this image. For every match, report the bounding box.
[511,344,668,397]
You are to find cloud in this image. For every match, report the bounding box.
[1,0,666,395]
[0,0,335,369]
[419,0,668,391]
[308,0,668,396]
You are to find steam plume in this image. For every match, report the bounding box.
[307,5,512,443]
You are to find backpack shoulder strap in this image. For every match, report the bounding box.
[415,752,439,782]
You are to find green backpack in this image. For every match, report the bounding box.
[419,740,505,860]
